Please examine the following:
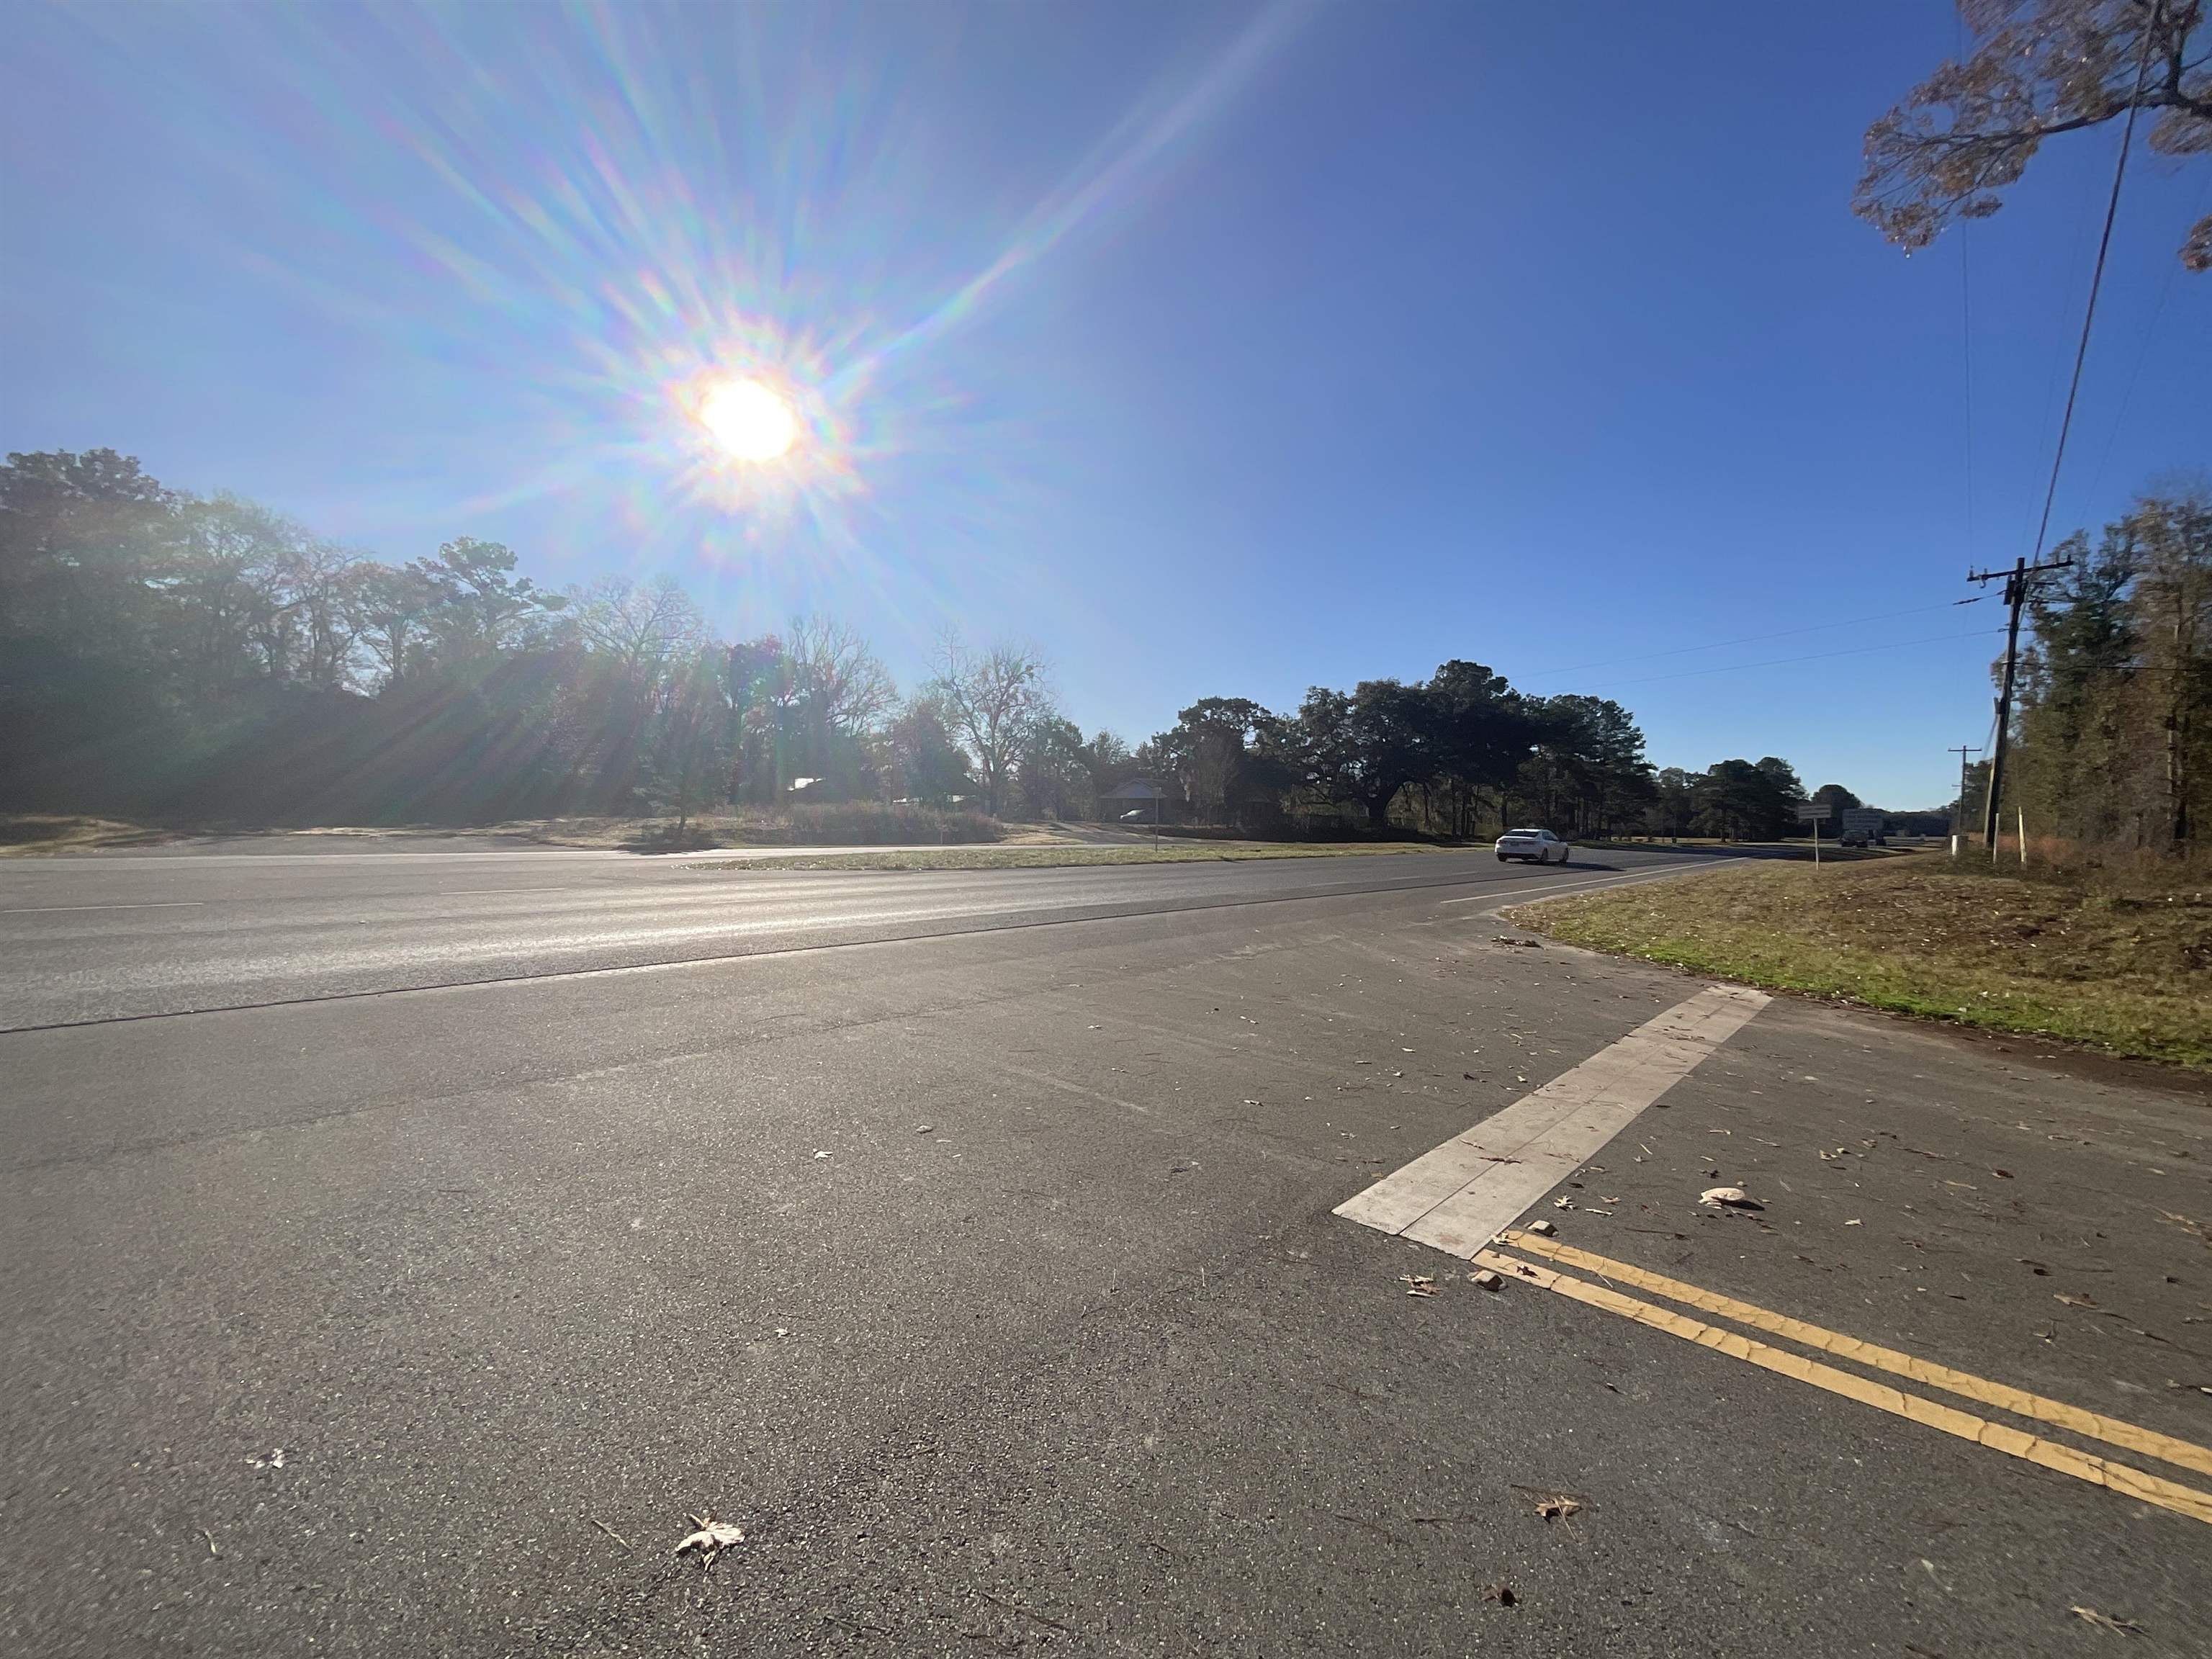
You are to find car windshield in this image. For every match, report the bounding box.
[1507,828,1546,837]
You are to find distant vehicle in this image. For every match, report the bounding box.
[1837,807,1887,848]
[1496,827,1571,864]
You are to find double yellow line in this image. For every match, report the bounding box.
[1478,1229,2212,1527]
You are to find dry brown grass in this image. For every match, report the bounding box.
[1511,853,2211,1068]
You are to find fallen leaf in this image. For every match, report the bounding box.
[1529,1219,1557,1236]
[2070,1605,2144,1635]
[1482,1583,1518,1606]
[1401,1274,1437,1298]
[675,1514,745,1564]
[914,1124,933,1134]
[1699,1187,1763,1210]
[1470,1269,1502,1291]
[1534,1496,1582,1521]
[813,1151,832,1160]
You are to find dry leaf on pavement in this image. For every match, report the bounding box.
[675,1514,745,1565]
[1401,1274,1437,1298]
[1699,1187,1763,1210]
[2069,1605,2144,1635]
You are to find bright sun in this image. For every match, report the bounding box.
[698,377,798,462]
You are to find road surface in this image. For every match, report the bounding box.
[3,842,2207,1655]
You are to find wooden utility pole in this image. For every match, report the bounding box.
[1967,555,2072,853]
[1948,744,1982,845]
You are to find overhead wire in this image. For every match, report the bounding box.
[1956,4,1977,562]
[2025,12,2159,563]
[2084,169,2209,506]
[1961,222,1977,558]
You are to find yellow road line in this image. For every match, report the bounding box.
[1496,1228,2212,1483]
[1470,1249,2212,1528]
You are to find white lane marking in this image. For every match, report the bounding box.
[0,902,207,915]
[1334,983,1769,1256]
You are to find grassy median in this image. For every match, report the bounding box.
[688,842,1439,873]
[1508,855,2211,1068]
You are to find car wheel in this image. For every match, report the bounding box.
[1496,852,1507,862]
[1556,848,1570,866]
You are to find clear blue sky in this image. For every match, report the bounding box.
[5,2,2206,807]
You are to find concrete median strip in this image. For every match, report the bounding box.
[1333,982,1770,1255]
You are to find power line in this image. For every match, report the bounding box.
[2085,169,2209,505]
[1964,13,2153,853]
[1956,4,1976,560]
[2025,12,2158,564]
[1521,596,1987,683]
[1573,626,2007,693]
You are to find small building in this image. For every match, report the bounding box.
[1099,778,1167,824]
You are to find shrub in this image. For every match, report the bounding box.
[783,802,1002,845]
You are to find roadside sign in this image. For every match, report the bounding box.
[1796,801,1825,866]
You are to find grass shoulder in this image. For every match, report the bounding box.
[1506,853,2211,1069]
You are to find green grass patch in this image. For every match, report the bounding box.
[1509,857,2211,1069]
[687,842,1439,873]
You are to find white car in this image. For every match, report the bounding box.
[1496,827,1571,864]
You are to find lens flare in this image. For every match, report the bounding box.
[698,378,798,462]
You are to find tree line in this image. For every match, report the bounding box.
[1122,683,1822,842]
[3,448,1858,840]
[2005,487,2211,851]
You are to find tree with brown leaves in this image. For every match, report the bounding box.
[1856,1,2211,270]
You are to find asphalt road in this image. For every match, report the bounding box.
[3,843,2208,1656]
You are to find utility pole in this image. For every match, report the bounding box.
[1948,744,1982,848]
[1967,554,2071,853]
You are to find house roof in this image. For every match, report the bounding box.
[1100,778,1165,800]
